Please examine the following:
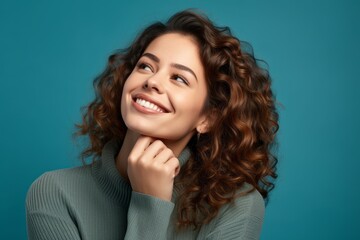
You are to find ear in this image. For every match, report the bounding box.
[196,115,211,134]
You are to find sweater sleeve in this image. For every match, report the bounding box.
[204,189,265,240]
[124,191,175,240]
[26,173,81,240]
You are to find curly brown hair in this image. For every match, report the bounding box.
[74,10,279,229]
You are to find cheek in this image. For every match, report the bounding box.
[120,81,131,117]
[174,92,206,114]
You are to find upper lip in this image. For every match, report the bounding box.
[132,93,172,113]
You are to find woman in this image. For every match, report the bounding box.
[26,10,278,240]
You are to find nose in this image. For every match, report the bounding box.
[142,73,165,94]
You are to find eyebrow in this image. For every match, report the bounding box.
[141,52,198,81]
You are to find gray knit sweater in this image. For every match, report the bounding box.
[26,139,264,239]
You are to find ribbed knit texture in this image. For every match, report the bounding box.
[26,139,264,239]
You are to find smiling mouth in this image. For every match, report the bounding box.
[134,98,168,113]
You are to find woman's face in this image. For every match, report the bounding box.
[121,33,208,154]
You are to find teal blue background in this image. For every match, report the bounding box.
[1,0,359,239]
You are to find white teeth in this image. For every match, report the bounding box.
[135,98,164,112]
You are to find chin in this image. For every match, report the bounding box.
[126,124,157,138]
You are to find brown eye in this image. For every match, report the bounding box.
[138,62,153,72]
[172,74,189,85]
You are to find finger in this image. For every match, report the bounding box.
[153,148,175,165]
[128,135,154,162]
[165,157,180,177]
[141,140,167,161]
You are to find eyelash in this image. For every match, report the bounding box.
[136,61,189,86]
[137,62,153,72]
[172,74,189,85]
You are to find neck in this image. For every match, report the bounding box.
[115,130,139,180]
[161,136,192,157]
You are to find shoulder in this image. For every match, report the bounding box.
[26,165,91,212]
[203,183,265,239]
[232,183,265,219]
[27,165,92,194]
[215,183,264,222]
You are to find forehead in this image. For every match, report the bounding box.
[144,33,200,62]
[148,32,199,46]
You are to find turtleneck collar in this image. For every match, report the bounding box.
[92,139,192,206]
